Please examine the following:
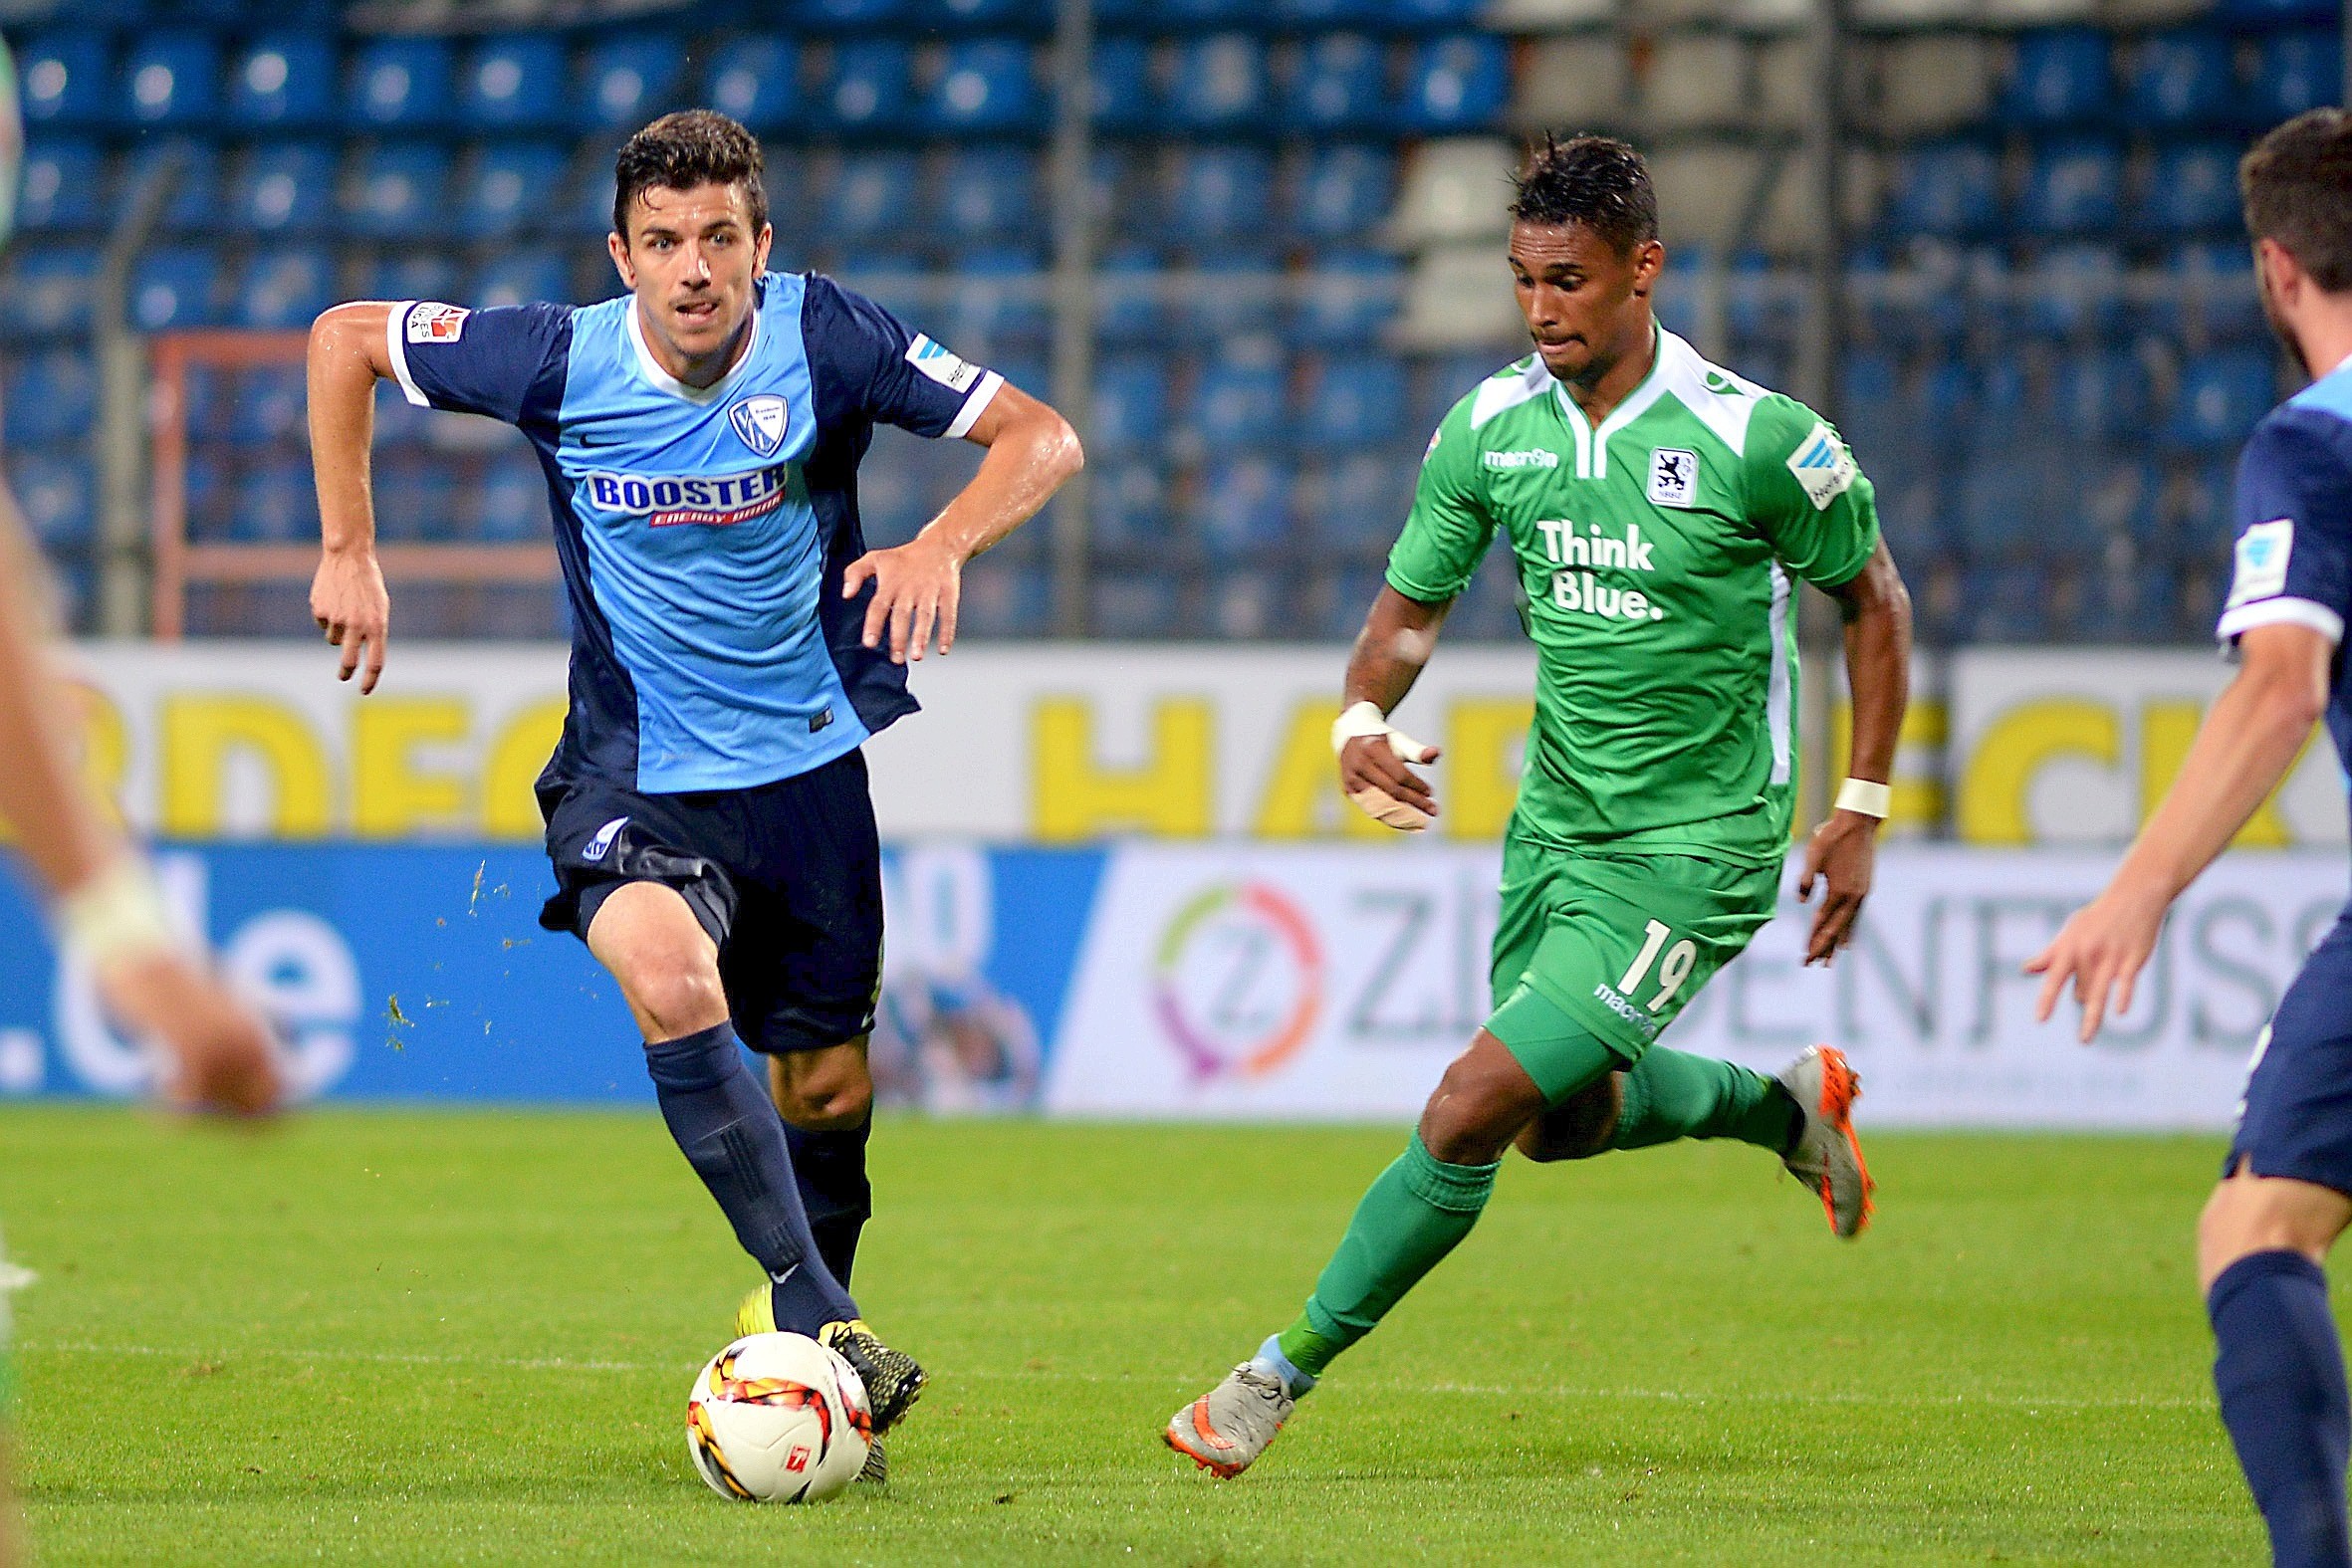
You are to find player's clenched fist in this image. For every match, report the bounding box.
[844,537,961,665]
[1330,700,1441,830]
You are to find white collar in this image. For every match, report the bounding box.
[626,294,762,405]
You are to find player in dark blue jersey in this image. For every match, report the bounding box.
[303,112,1082,1449]
[2033,111,2352,1568]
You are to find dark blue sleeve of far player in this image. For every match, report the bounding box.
[385,301,573,432]
[801,275,1005,443]
[2215,410,2352,650]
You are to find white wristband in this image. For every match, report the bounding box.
[57,857,177,974]
[1834,778,1892,819]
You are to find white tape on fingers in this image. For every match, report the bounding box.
[1384,726,1434,764]
[1347,784,1432,831]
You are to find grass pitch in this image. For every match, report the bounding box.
[0,1108,2267,1564]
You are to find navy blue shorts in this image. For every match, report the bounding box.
[2228,907,2352,1194]
[537,749,883,1054]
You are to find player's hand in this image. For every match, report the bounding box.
[844,537,961,664]
[1337,731,1441,829]
[1796,809,1878,967]
[2025,878,2168,1043]
[311,547,390,695]
[97,950,284,1116]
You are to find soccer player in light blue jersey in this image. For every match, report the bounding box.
[2033,111,2352,1568]
[305,112,1082,1451]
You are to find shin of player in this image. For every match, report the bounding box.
[2029,111,2352,1568]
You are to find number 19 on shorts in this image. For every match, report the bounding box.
[1619,920,1698,1013]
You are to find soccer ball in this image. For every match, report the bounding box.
[686,1332,873,1503]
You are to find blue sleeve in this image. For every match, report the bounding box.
[2217,412,2352,649]
[387,301,571,429]
[802,276,1003,440]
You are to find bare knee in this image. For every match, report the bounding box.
[626,966,730,1042]
[2197,1172,2352,1294]
[1516,1074,1624,1163]
[587,883,730,1041]
[770,1044,874,1130]
[1418,1032,1546,1165]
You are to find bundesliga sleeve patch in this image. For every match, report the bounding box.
[406,303,469,344]
[1785,421,1857,511]
[2227,518,2296,608]
[904,334,982,394]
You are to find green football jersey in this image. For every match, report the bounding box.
[1388,327,1880,866]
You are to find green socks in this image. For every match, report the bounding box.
[1275,1133,1500,1381]
[1609,1046,1797,1153]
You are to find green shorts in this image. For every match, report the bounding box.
[1485,839,1780,1099]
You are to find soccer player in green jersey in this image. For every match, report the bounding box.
[1163,135,1914,1478]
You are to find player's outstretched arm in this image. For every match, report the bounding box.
[306,302,398,695]
[1798,539,1912,966]
[844,382,1080,664]
[2030,622,2330,1041]
[1334,586,1450,830]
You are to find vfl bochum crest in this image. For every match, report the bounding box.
[728,394,789,458]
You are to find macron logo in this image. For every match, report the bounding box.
[1484,449,1560,471]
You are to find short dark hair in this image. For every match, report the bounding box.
[612,110,768,244]
[2241,110,2352,293]
[1510,133,1658,256]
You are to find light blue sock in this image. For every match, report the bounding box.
[1251,1332,1316,1398]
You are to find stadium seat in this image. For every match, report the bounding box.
[823,152,922,244]
[1168,36,1267,130]
[1186,258,1286,340]
[1289,251,1403,345]
[476,454,549,544]
[1187,350,1289,449]
[233,248,336,331]
[956,559,1050,638]
[1400,36,1509,132]
[1287,33,1389,133]
[2125,31,2235,129]
[1651,145,1769,252]
[1388,138,1516,246]
[1642,35,1751,134]
[1957,563,2054,641]
[1300,452,1414,552]
[473,250,575,310]
[1194,454,1292,560]
[2169,348,2277,448]
[2022,244,2127,338]
[464,143,571,238]
[1391,0,1489,28]
[16,454,95,551]
[1315,563,1393,639]
[937,148,1041,243]
[230,142,336,236]
[1094,247,1167,345]
[1202,565,1279,639]
[2168,240,2266,338]
[1292,144,1395,240]
[2015,139,2123,236]
[1090,571,1180,637]
[798,0,909,25]
[370,456,458,545]
[346,146,452,241]
[1514,36,1630,129]
[1296,354,1409,449]
[1998,30,2114,127]
[20,32,112,128]
[2,252,96,341]
[462,36,568,131]
[19,141,105,232]
[1274,0,1383,24]
[347,38,453,131]
[228,460,318,546]
[2053,347,2150,442]
[928,40,1041,132]
[118,138,220,233]
[939,252,1049,347]
[927,0,1043,29]
[1169,146,1276,240]
[1090,356,1171,455]
[2246,31,2342,126]
[582,32,686,132]
[1874,37,1996,136]
[707,38,803,131]
[130,246,220,332]
[225,366,308,447]
[2075,562,2182,642]
[2216,0,2335,24]
[1157,0,1255,28]
[2142,142,2241,235]
[4,353,95,446]
[359,253,462,307]
[1089,38,1160,135]
[820,41,915,132]
[1089,458,1172,550]
[227,32,335,129]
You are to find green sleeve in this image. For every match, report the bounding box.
[1385,397,1498,603]
[1743,395,1880,590]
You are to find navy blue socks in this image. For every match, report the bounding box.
[783,1113,873,1286]
[2209,1249,2352,1568]
[644,1022,857,1334]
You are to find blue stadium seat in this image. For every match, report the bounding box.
[1089,460,1171,553]
[370,456,458,545]
[3,252,97,340]
[2021,244,2125,337]
[1957,564,2053,640]
[929,40,1040,132]
[2218,0,2336,25]
[2000,31,2115,128]
[359,253,461,307]
[130,247,220,331]
[798,0,909,25]
[20,33,112,128]
[1090,572,1180,638]
[938,148,1040,243]
[19,141,105,232]
[2053,348,2150,442]
[1168,36,1267,131]
[821,41,914,132]
[1291,251,1402,345]
[1274,0,1383,25]
[824,152,922,244]
[1091,356,1170,454]
[2127,32,2235,130]
[1194,454,1291,560]
[956,559,1050,638]
[1293,145,1394,240]
[1316,563,1392,639]
[234,247,336,330]
[1170,147,1275,240]
[2144,142,2241,235]
[2080,454,2167,544]
[17,455,94,551]
[1188,350,1289,448]
[464,143,570,237]
[1158,0,1254,27]
[1089,38,1159,135]
[928,0,1040,28]
[231,143,336,236]
[2016,139,2123,237]
[474,251,574,310]
[1401,36,1509,132]
[1302,452,1414,551]
[228,32,335,130]
[2075,563,2182,643]
[582,32,685,132]
[1187,258,1284,339]
[707,38,802,131]
[1297,355,1409,449]
[2170,348,2277,448]
[5,353,95,446]
[2169,240,2266,338]
[1389,0,1486,27]
[348,39,453,131]
[119,138,221,232]
[1095,248,1166,344]
[347,146,451,241]
[2247,32,2342,126]
[463,36,568,131]
[226,367,307,446]
[476,454,549,543]
[1289,34,1389,133]
[941,252,1049,346]
[229,460,318,546]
